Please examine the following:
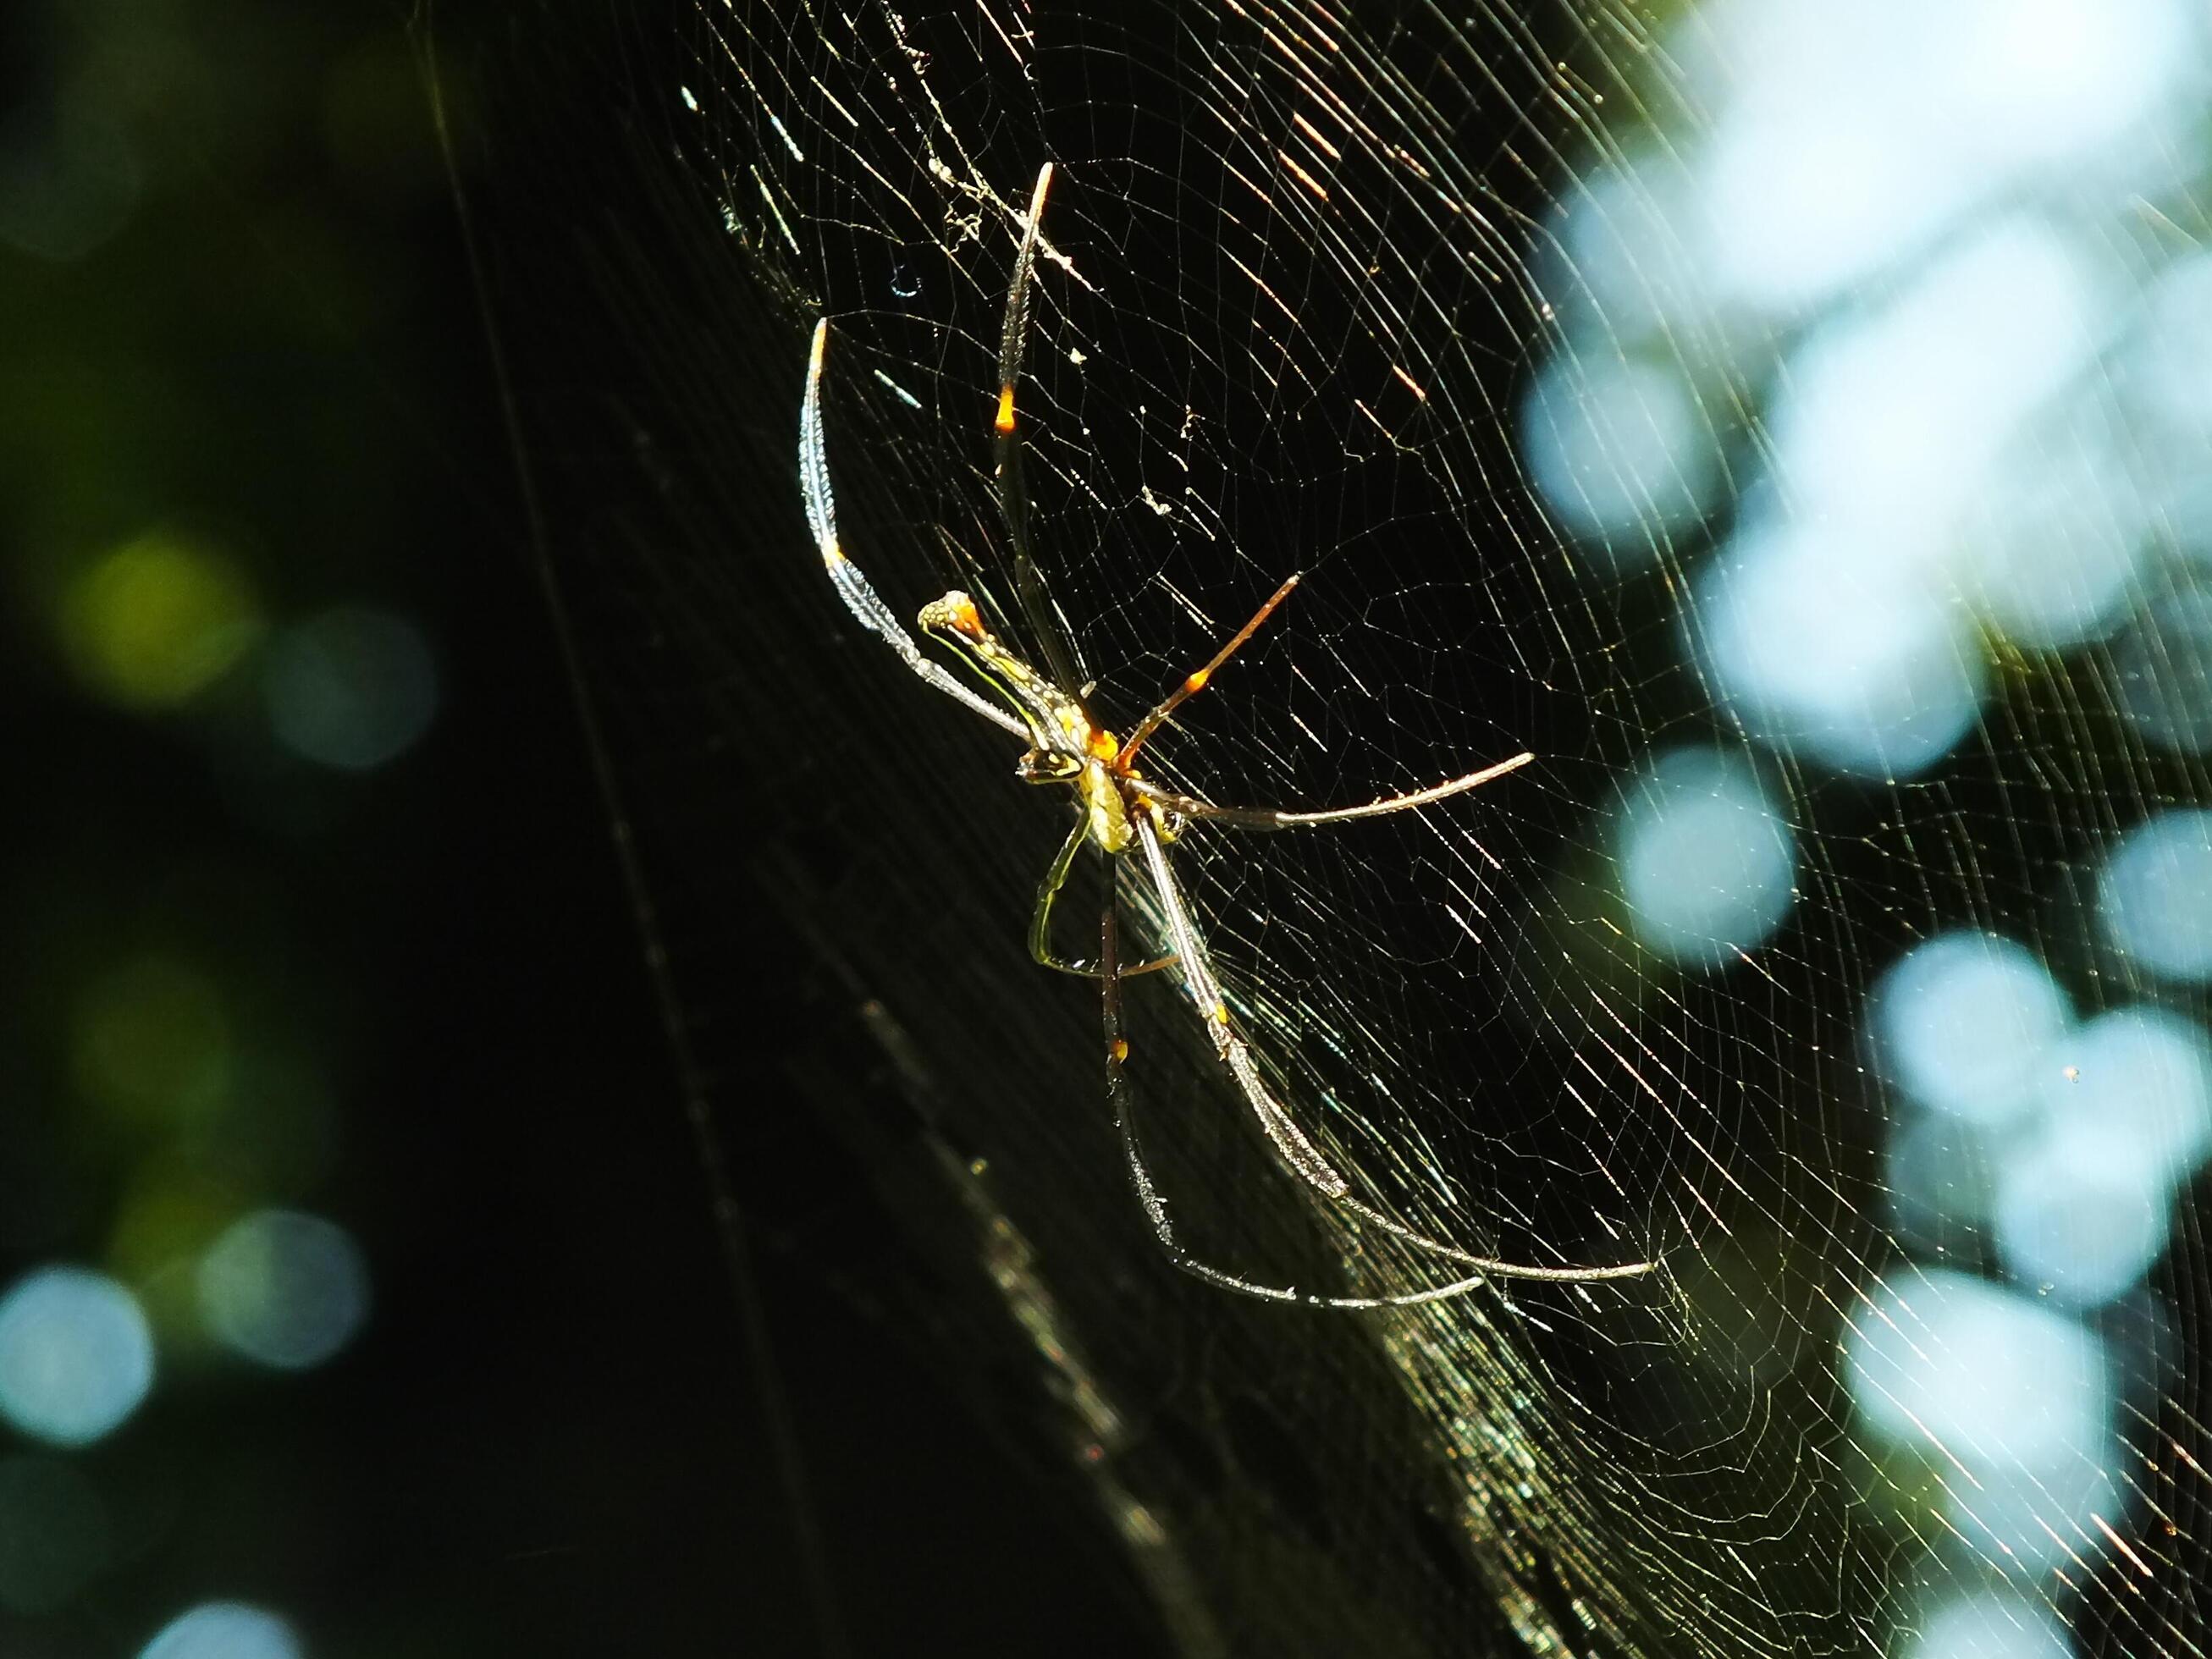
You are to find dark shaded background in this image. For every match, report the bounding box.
[3,3,1151,1652]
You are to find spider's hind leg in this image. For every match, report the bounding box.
[1030,818,1176,978]
[1100,860,1503,1311]
[1123,809,1653,1291]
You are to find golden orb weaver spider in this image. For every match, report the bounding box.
[797,163,1652,1307]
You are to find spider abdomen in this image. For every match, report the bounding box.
[1082,758,1134,854]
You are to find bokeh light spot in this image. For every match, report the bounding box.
[1884,1114,1999,1261]
[1845,1269,2118,1569]
[1846,1269,2105,1458]
[1522,351,1719,564]
[2036,1006,2212,1187]
[196,1210,369,1371]
[108,1162,251,1303]
[2099,810,2212,981]
[1686,0,2193,314]
[0,1267,155,1447]
[2132,252,2212,438]
[0,1457,111,1613]
[1702,91,1955,311]
[1942,0,2198,179]
[57,531,263,710]
[0,100,142,262]
[1615,749,1796,963]
[1768,216,2105,532]
[1870,934,2069,1126]
[1901,1590,2074,1659]
[1993,1116,2173,1305]
[2112,581,2212,756]
[71,953,233,1128]
[1694,519,1984,778]
[262,606,437,771]
[1957,411,2146,652]
[1546,150,1709,346]
[140,1601,304,1659]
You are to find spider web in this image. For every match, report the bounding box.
[456,1,2212,1654]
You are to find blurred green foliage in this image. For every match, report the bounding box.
[1,0,463,1648]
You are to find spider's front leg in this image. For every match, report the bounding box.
[1140,751,1537,832]
[797,323,1029,742]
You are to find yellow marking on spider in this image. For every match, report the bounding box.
[1184,668,1211,693]
[1211,1003,1230,1025]
[1087,729,1118,762]
[823,540,847,565]
[996,383,1018,433]
[1110,1038,1129,1063]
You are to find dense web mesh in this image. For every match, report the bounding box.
[464,2,2212,1654]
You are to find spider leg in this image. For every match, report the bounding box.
[1103,857,1503,1309]
[801,322,1031,741]
[1139,750,1536,830]
[990,161,1086,693]
[1118,572,1303,769]
[1029,818,1178,978]
[1131,810,1652,1285]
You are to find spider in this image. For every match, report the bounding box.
[797,163,1651,1307]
